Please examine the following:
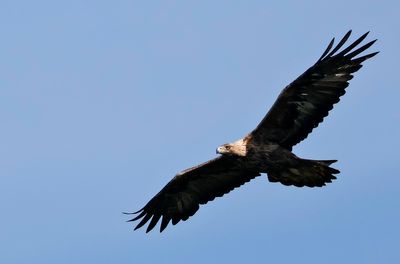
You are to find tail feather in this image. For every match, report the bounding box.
[267,159,340,188]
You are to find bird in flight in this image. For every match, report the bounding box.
[128,31,378,233]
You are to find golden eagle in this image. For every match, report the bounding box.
[128,31,378,233]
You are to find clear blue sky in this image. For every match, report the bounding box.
[1,1,398,263]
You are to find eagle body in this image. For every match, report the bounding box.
[128,31,378,233]
[218,136,291,171]
[218,136,337,187]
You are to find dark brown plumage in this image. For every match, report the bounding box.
[127,31,378,233]
[252,31,377,150]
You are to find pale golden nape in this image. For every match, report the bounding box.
[216,138,247,156]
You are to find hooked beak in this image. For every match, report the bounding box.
[216,146,223,154]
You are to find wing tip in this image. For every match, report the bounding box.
[134,213,152,231]
[123,207,145,215]
[319,30,376,61]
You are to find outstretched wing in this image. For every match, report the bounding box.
[128,156,260,233]
[250,31,378,150]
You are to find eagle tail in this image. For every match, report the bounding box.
[267,159,340,187]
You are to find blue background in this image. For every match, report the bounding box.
[1,1,398,263]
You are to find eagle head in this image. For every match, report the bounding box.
[216,144,234,155]
[216,139,247,156]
